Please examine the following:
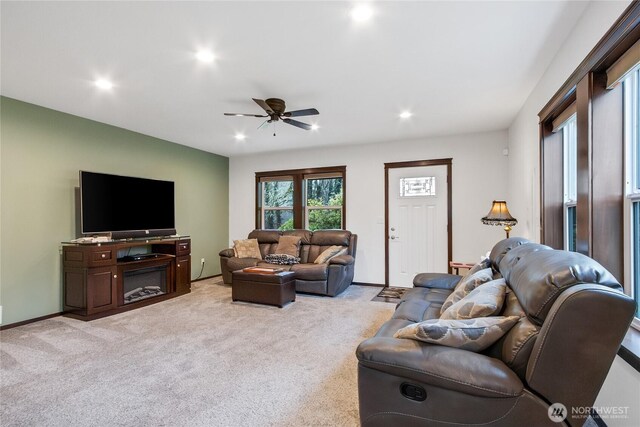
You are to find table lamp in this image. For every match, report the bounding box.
[481,200,518,238]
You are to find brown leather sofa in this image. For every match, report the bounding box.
[219,229,357,296]
[356,238,636,427]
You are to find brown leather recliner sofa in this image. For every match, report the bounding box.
[219,229,357,297]
[356,237,636,427]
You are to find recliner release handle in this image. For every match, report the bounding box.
[400,383,427,401]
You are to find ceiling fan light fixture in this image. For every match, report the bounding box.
[351,4,374,22]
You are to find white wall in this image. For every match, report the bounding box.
[506,1,639,423]
[230,131,509,284]
[507,0,631,241]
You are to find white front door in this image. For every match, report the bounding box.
[388,165,449,287]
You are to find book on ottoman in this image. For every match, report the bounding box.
[242,267,284,274]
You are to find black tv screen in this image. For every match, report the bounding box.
[80,171,175,236]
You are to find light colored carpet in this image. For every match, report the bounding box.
[0,279,393,427]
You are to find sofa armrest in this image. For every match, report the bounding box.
[413,273,461,289]
[329,254,355,266]
[219,248,235,258]
[356,337,523,398]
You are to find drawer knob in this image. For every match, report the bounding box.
[177,264,181,267]
[101,254,106,258]
[113,275,117,279]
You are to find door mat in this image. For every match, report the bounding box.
[372,287,408,303]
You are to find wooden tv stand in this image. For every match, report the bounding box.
[62,237,191,320]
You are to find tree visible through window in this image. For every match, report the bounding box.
[306,176,343,230]
[262,179,293,230]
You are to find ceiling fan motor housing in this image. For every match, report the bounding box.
[265,98,286,115]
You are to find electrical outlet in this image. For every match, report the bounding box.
[201,258,205,265]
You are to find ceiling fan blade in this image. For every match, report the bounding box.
[224,113,268,117]
[282,108,319,118]
[252,98,274,115]
[283,118,312,130]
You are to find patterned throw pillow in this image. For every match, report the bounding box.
[440,268,493,314]
[314,246,346,264]
[275,236,302,257]
[394,316,520,352]
[466,257,491,276]
[440,279,507,320]
[264,254,300,265]
[233,239,262,260]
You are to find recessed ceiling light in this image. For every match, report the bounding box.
[311,124,320,131]
[94,79,114,90]
[234,133,246,141]
[399,111,413,119]
[195,50,215,63]
[350,4,373,22]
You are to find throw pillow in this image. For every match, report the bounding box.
[275,236,302,257]
[264,254,300,265]
[440,268,493,314]
[466,257,490,276]
[393,316,520,352]
[440,279,507,320]
[233,239,262,260]
[330,248,348,261]
[314,245,345,264]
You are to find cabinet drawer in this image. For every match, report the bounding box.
[90,249,114,265]
[177,241,190,255]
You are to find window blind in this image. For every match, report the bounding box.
[607,38,640,89]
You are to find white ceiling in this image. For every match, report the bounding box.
[1,1,589,157]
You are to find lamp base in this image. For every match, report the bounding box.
[504,225,512,238]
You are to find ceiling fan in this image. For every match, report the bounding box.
[224,98,319,131]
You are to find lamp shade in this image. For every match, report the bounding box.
[481,200,517,227]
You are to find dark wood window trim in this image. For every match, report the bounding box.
[539,2,640,123]
[538,2,640,369]
[384,158,453,285]
[538,3,638,279]
[255,166,346,230]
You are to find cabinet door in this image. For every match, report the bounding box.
[86,266,117,314]
[176,256,191,294]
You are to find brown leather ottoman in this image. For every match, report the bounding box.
[232,270,296,308]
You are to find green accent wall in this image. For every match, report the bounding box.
[0,96,229,325]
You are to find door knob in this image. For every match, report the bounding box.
[391,227,396,231]
[390,235,397,240]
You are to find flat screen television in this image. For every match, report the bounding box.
[80,171,176,239]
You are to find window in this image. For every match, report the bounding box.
[256,166,345,230]
[305,174,343,230]
[562,115,577,251]
[260,177,294,230]
[399,177,436,197]
[623,67,640,321]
